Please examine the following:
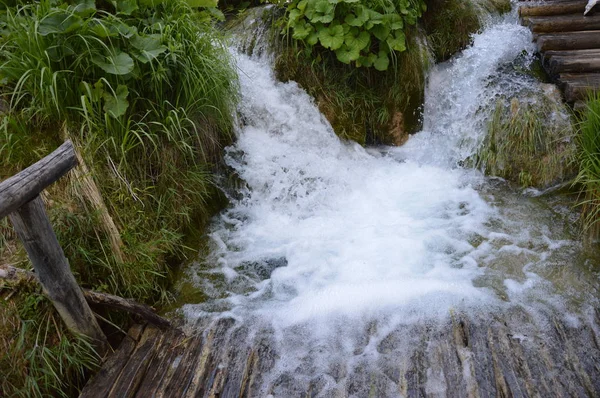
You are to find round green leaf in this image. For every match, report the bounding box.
[344,30,370,51]
[38,11,83,36]
[103,85,129,118]
[292,20,313,40]
[386,31,406,52]
[318,24,344,50]
[370,24,390,41]
[335,44,361,64]
[92,52,135,75]
[307,31,319,45]
[131,34,167,63]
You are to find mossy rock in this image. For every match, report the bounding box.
[273,27,430,146]
[475,85,577,189]
[422,0,481,62]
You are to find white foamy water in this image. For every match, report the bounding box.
[181,10,597,392]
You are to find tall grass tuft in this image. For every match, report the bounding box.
[575,92,600,240]
[476,98,576,188]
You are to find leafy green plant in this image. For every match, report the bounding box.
[0,0,238,303]
[283,0,427,70]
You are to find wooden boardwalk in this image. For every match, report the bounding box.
[80,307,600,397]
[520,0,600,103]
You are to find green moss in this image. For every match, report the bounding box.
[273,26,430,145]
[422,0,481,62]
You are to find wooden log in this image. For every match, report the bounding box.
[84,290,172,330]
[564,80,600,101]
[549,54,600,74]
[544,48,600,60]
[519,1,587,17]
[523,14,600,33]
[0,264,172,329]
[8,196,108,351]
[536,30,600,51]
[0,140,77,220]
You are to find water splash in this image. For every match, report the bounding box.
[180,7,598,394]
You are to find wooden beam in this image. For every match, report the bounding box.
[0,263,172,329]
[84,291,172,330]
[8,196,108,352]
[0,140,77,220]
[535,30,600,51]
[519,1,587,17]
[549,54,600,74]
[523,14,600,33]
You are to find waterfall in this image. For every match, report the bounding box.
[179,6,599,396]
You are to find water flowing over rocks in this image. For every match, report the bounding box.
[84,5,600,397]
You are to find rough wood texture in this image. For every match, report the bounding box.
[8,196,108,350]
[84,290,172,329]
[81,308,600,397]
[549,54,600,73]
[519,0,600,102]
[519,1,586,16]
[0,140,77,219]
[523,14,600,33]
[536,30,600,51]
[0,264,171,328]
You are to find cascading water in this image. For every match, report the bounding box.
[179,7,600,396]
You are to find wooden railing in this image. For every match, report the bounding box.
[0,141,108,351]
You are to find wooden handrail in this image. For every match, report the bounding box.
[0,140,77,220]
[1,141,108,353]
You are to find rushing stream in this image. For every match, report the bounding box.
[178,7,600,396]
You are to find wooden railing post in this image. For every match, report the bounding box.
[1,141,108,353]
[9,196,107,348]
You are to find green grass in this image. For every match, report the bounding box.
[476,98,576,189]
[0,0,237,300]
[421,0,481,62]
[575,92,600,240]
[0,286,100,397]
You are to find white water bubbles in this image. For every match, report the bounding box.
[180,8,599,395]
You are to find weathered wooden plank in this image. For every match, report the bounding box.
[108,325,162,398]
[519,0,587,17]
[544,48,600,60]
[9,196,107,349]
[561,79,600,101]
[523,14,600,33]
[0,263,170,329]
[158,334,206,397]
[559,71,600,80]
[549,55,600,74]
[0,140,76,220]
[133,329,186,397]
[79,325,146,398]
[536,30,600,51]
